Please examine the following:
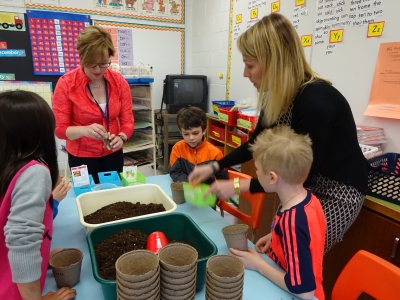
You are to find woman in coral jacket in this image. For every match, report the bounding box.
[53,26,134,183]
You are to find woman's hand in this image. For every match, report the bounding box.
[42,287,76,300]
[255,233,272,254]
[188,163,216,186]
[205,179,235,199]
[109,133,124,151]
[85,124,107,140]
[230,248,263,271]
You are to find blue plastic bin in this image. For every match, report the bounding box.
[367,153,400,205]
[138,77,154,83]
[73,175,95,197]
[211,100,235,115]
[98,171,121,187]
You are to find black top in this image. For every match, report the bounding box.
[219,81,369,194]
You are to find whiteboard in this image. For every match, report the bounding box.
[227,0,400,152]
[94,20,184,111]
[228,0,317,103]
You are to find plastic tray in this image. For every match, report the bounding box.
[98,171,121,187]
[76,184,177,232]
[119,171,146,186]
[73,175,95,197]
[218,107,238,126]
[211,100,235,115]
[237,112,259,132]
[87,212,218,300]
[367,153,400,205]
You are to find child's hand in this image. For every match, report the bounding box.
[230,248,263,271]
[255,232,272,254]
[42,287,76,300]
[53,180,71,202]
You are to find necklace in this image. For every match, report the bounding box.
[281,189,304,211]
[89,83,103,88]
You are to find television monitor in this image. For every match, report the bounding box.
[162,74,208,114]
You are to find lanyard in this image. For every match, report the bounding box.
[87,82,109,132]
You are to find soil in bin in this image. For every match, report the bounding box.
[95,229,203,280]
[84,201,165,224]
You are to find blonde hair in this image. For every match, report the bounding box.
[76,25,115,67]
[250,126,313,185]
[237,13,330,127]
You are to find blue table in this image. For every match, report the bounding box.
[43,174,303,300]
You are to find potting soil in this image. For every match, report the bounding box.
[84,201,165,224]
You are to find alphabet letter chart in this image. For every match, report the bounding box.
[27,10,91,75]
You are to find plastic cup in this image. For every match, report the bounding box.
[147,231,168,254]
[49,248,83,288]
[221,224,249,251]
[171,182,185,204]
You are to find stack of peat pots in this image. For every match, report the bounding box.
[206,254,245,300]
[115,250,160,300]
[158,243,198,300]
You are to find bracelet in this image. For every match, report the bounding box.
[233,177,241,195]
[209,162,218,174]
[118,134,127,142]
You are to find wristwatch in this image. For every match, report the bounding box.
[233,177,241,195]
[118,134,127,142]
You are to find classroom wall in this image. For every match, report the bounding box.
[186,0,230,114]
[189,0,400,152]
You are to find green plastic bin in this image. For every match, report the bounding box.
[87,212,218,300]
[119,171,146,186]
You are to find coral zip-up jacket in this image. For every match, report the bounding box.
[53,68,134,157]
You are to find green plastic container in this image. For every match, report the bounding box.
[119,171,146,186]
[183,182,217,207]
[87,212,218,300]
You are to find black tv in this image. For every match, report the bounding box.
[162,74,208,114]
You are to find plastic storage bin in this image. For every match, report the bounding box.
[119,171,146,186]
[98,171,121,186]
[209,124,225,142]
[237,112,259,132]
[367,153,400,205]
[211,100,235,115]
[218,107,238,126]
[360,144,379,159]
[87,212,218,300]
[73,175,95,197]
[76,184,177,232]
[227,130,248,147]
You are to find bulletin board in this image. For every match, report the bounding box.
[0,14,60,88]
[26,10,91,75]
[0,81,53,106]
[226,0,400,152]
[94,20,184,111]
[25,0,185,24]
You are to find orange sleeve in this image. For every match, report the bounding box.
[52,76,71,140]
[117,74,134,139]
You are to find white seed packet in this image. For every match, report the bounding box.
[71,165,90,187]
[122,165,138,182]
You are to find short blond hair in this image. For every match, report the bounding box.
[237,13,330,127]
[76,25,115,67]
[250,126,313,184]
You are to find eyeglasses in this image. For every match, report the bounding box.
[89,62,111,69]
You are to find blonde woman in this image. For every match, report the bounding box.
[53,26,134,184]
[189,13,368,253]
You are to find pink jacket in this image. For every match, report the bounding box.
[0,161,53,299]
[53,67,134,157]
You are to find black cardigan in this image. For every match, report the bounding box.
[218,81,369,194]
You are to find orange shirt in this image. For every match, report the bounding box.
[53,68,134,157]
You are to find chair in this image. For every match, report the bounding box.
[217,170,266,242]
[331,250,400,300]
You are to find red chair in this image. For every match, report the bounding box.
[331,250,400,300]
[217,170,265,242]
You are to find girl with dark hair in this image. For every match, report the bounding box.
[0,90,76,299]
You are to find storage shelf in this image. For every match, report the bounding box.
[208,136,225,143]
[123,143,155,153]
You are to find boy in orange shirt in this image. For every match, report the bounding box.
[231,126,326,300]
[169,106,226,184]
